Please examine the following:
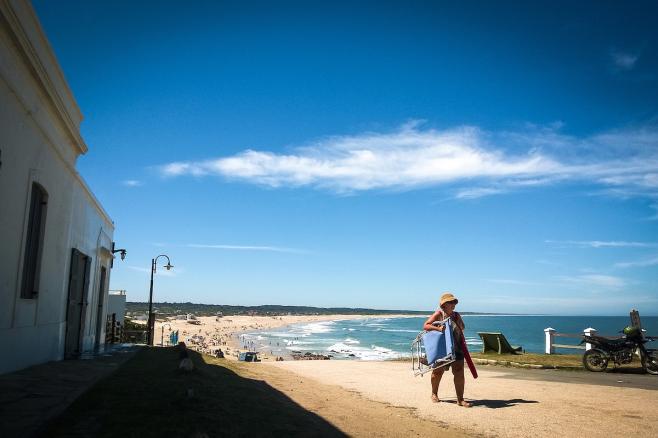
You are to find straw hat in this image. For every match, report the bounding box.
[439,292,459,307]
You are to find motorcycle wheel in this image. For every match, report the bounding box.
[642,350,658,375]
[583,349,608,372]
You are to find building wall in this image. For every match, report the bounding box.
[0,0,115,374]
[107,292,127,325]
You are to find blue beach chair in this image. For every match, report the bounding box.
[411,318,456,376]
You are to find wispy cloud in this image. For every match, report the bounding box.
[611,50,639,71]
[615,256,658,268]
[535,259,560,266]
[556,274,626,289]
[158,122,658,197]
[545,240,658,248]
[122,179,143,187]
[477,293,658,309]
[187,243,307,254]
[455,187,505,199]
[486,278,540,286]
[649,204,658,221]
[127,265,178,277]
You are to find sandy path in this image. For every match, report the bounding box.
[268,360,658,438]
[233,359,463,437]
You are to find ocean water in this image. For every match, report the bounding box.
[242,315,658,360]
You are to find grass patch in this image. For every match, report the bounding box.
[469,352,583,368]
[43,347,344,437]
[394,352,648,372]
[389,353,584,368]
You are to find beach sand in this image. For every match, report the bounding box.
[153,314,414,360]
[229,357,461,437]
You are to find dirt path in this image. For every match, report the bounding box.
[235,361,468,437]
[265,360,658,438]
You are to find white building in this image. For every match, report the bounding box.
[0,1,117,374]
[107,290,127,325]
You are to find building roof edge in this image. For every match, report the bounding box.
[0,0,87,155]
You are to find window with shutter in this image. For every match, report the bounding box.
[20,183,48,299]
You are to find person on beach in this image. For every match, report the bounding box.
[423,292,472,407]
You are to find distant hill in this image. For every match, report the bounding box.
[125,302,431,317]
[125,302,489,317]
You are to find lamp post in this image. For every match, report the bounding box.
[147,255,173,346]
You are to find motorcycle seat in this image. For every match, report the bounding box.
[588,335,629,347]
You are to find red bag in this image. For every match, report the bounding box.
[460,336,478,379]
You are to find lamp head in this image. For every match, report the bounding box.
[164,262,174,271]
[111,243,127,262]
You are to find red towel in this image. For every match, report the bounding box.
[460,336,478,379]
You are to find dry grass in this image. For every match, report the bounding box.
[43,347,345,437]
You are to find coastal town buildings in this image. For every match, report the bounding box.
[0,0,116,374]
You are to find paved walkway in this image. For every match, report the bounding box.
[485,363,658,390]
[0,344,140,438]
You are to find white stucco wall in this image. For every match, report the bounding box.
[0,1,115,374]
[107,292,127,325]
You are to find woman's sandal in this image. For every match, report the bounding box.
[458,400,472,408]
[431,394,440,403]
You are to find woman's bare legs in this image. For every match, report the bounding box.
[451,361,472,407]
[431,367,444,402]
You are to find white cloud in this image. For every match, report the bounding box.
[486,278,539,286]
[455,187,505,199]
[615,256,658,268]
[611,50,639,70]
[476,293,658,310]
[158,122,658,197]
[556,274,626,289]
[545,240,657,248]
[122,179,143,187]
[187,243,307,254]
[127,265,178,277]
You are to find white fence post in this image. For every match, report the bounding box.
[584,327,597,351]
[544,327,556,354]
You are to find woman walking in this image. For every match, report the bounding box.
[423,292,472,407]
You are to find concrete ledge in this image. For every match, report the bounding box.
[0,344,141,437]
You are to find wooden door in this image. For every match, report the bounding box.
[65,249,90,358]
[94,266,107,349]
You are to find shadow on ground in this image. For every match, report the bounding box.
[472,399,539,409]
[42,347,345,437]
[603,367,651,375]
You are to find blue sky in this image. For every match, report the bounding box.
[34,1,658,315]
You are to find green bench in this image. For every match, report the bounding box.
[477,332,523,354]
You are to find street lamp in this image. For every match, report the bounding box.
[111,242,127,268]
[147,254,173,345]
[111,242,127,260]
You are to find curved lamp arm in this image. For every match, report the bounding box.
[153,254,174,274]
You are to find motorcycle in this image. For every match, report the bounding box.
[581,326,658,375]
